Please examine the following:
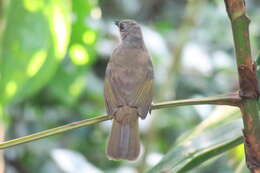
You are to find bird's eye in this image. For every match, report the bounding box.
[119,23,125,31]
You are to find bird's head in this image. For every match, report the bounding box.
[115,19,143,42]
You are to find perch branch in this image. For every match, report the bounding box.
[0,93,241,150]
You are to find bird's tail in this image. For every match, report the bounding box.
[107,107,140,160]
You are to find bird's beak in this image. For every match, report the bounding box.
[114,20,120,27]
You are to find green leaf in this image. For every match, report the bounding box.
[147,106,242,173]
[0,0,71,105]
[48,67,86,105]
[68,0,98,66]
[47,0,100,106]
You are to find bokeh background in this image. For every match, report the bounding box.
[1,0,260,172]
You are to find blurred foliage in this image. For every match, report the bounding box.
[0,0,71,106]
[148,106,242,172]
[0,0,260,173]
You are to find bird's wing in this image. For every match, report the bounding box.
[130,69,153,119]
[104,78,117,116]
[104,63,124,115]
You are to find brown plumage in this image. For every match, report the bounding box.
[104,19,154,160]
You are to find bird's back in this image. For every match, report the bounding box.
[105,45,153,109]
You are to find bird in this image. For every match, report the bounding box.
[104,19,154,160]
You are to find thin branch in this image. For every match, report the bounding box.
[0,115,110,149]
[0,93,241,150]
[152,92,241,110]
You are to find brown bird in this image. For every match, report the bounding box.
[104,19,154,160]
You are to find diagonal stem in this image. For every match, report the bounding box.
[0,93,241,150]
[1,115,110,149]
